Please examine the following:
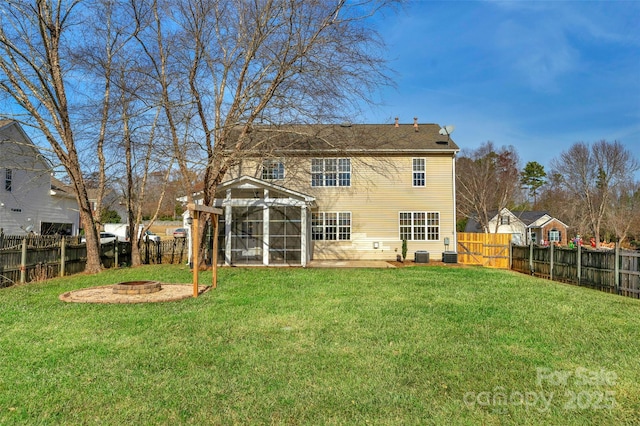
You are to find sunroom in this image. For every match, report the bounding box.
[208,175,316,266]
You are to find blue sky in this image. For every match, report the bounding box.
[362,0,640,175]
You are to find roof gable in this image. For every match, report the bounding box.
[215,175,316,204]
[0,120,51,172]
[537,217,569,229]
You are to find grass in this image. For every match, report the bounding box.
[1,264,639,425]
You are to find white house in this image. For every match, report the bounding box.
[465,208,569,245]
[0,120,79,236]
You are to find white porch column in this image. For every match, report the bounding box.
[224,189,232,265]
[301,205,307,267]
[263,189,269,265]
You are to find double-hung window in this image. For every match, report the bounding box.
[412,158,425,187]
[5,169,12,192]
[311,158,351,187]
[399,211,439,241]
[262,159,284,180]
[548,229,561,242]
[338,159,351,186]
[312,212,351,240]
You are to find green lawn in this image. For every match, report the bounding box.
[1,264,639,425]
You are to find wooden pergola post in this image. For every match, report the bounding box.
[212,214,219,289]
[187,203,223,297]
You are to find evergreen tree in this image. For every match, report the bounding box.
[520,161,547,206]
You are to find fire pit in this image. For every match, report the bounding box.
[112,280,162,295]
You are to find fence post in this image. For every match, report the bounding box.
[529,239,534,275]
[114,238,119,268]
[20,236,27,284]
[60,236,66,277]
[614,242,620,295]
[577,242,581,286]
[550,243,554,281]
[509,242,513,270]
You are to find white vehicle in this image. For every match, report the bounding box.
[104,223,130,241]
[141,230,161,243]
[81,232,117,244]
[103,223,161,243]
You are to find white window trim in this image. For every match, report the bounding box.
[412,158,426,187]
[311,158,351,187]
[5,169,12,192]
[262,159,285,180]
[399,211,440,241]
[312,211,351,241]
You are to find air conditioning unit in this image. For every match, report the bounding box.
[442,251,458,264]
[414,251,429,263]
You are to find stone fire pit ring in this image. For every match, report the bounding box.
[112,280,162,295]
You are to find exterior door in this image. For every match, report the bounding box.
[230,206,263,264]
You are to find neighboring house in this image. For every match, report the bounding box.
[182,119,460,266]
[464,208,569,245]
[0,120,79,236]
[87,187,127,223]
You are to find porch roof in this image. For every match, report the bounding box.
[215,175,317,207]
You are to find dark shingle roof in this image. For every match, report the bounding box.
[512,210,550,225]
[231,123,459,155]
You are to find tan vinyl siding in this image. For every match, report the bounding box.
[228,153,456,261]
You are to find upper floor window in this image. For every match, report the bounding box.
[311,158,350,187]
[312,212,351,241]
[500,215,510,225]
[399,211,440,241]
[412,158,425,187]
[262,159,284,180]
[5,169,12,192]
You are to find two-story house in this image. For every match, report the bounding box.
[186,119,459,266]
[0,120,79,235]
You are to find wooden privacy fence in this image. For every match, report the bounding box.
[511,243,640,298]
[457,232,511,268]
[0,235,189,287]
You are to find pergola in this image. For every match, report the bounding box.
[187,203,223,297]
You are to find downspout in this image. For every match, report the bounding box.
[452,152,458,254]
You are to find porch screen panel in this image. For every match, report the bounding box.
[269,206,301,264]
[231,206,263,264]
[217,215,225,262]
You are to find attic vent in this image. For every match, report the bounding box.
[340,121,352,127]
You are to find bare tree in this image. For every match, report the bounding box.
[128,0,395,258]
[1,0,396,268]
[536,172,582,233]
[550,140,639,248]
[0,0,106,272]
[604,181,640,246]
[456,142,521,233]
